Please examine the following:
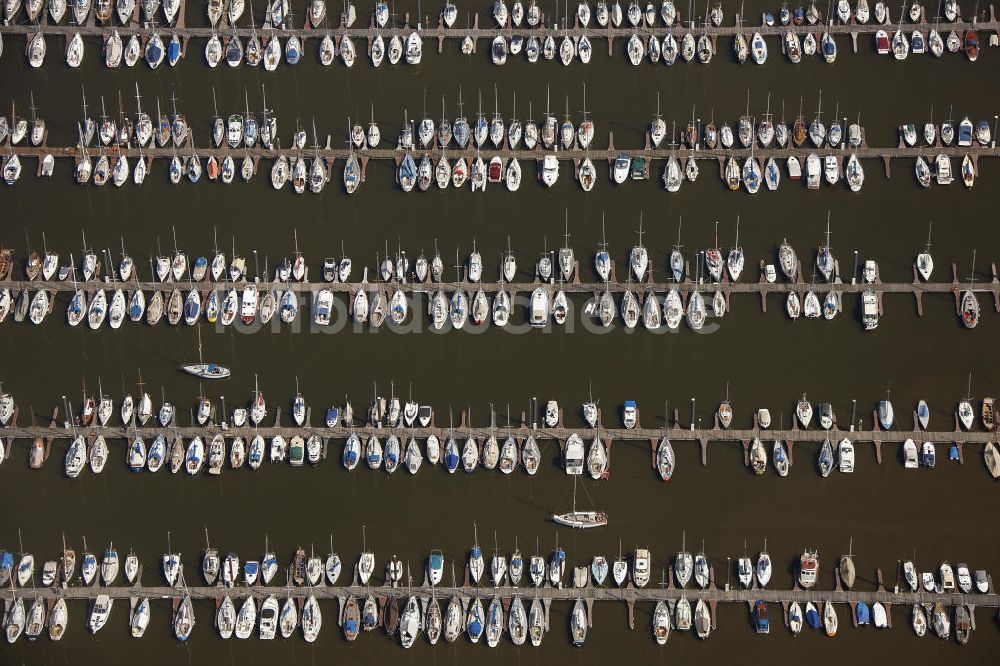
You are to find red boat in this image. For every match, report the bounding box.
[487,156,502,183]
[875,29,890,55]
[206,155,220,180]
[964,30,978,61]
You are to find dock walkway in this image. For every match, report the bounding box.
[3,582,996,607]
[10,135,1000,166]
[1,261,996,296]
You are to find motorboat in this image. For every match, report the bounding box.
[798,549,818,588]
[921,440,936,467]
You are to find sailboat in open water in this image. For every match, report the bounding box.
[552,474,607,529]
[180,323,230,379]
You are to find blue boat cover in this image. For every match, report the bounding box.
[856,601,870,625]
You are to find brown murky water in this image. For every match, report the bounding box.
[1,0,999,663]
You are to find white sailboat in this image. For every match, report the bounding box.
[180,321,230,378]
[552,475,607,529]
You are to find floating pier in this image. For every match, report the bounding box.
[2,580,994,607]
[2,260,998,329]
[8,132,999,173]
[1,415,996,465]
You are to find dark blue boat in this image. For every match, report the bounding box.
[183,296,199,322]
[225,37,243,65]
[285,37,301,65]
[145,37,163,67]
[805,604,821,629]
[856,600,871,625]
[361,603,377,630]
[444,439,460,472]
[168,35,181,66]
[468,613,483,640]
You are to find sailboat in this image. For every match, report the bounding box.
[180,323,230,378]
[916,222,934,281]
[552,475,607,529]
[960,250,980,329]
[838,537,856,589]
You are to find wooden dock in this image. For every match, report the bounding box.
[1,418,996,458]
[8,132,1000,170]
[3,261,999,325]
[1,578,995,609]
[6,128,998,192]
[2,261,997,297]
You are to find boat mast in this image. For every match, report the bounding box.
[81,86,89,132]
[196,320,204,365]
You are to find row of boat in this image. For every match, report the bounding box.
[3,533,990,596]
[6,91,988,160]
[0,276,913,330]
[6,141,980,194]
[4,90,992,193]
[0,0,971,33]
[0,278,848,329]
[484,20,977,68]
[2,0,373,30]
[0,255,970,333]
[5,0,361,31]
[0,583,979,644]
[4,0,983,69]
[476,0,969,31]
[5,369,999,434]
[0,539,986,644]
[14,21,426,70]
[32,425,1000,480]
[723,392,999,433]
[8,220,965,291]
[0,222,950,289]
[1,0,183,25]
[0,589,554,645]
[3,374,999,478]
